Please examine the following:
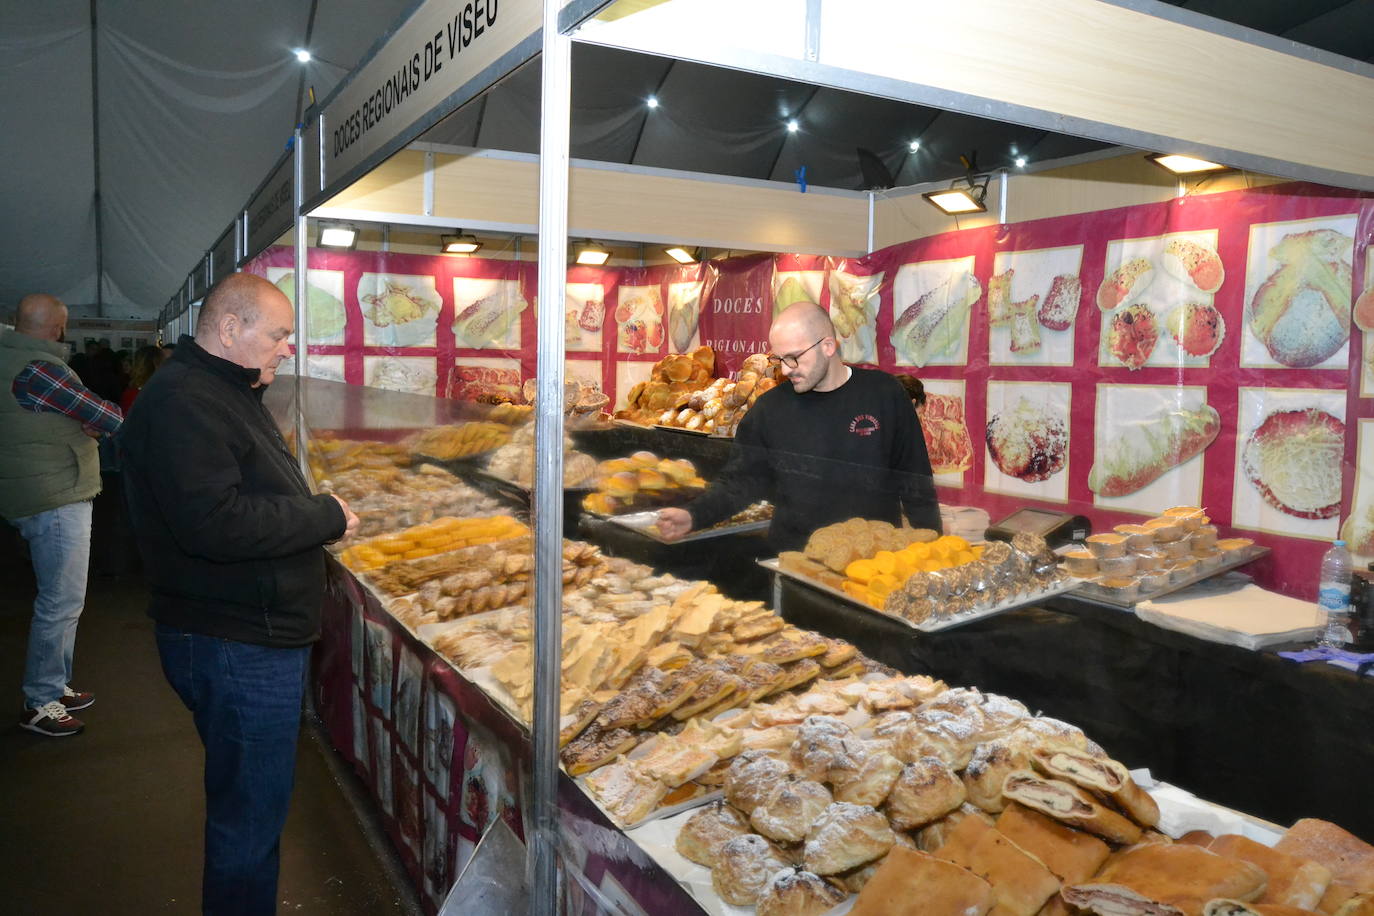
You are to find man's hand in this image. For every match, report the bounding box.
[655,507,694,541]
[81,423,102,439]
[332,495,361,538]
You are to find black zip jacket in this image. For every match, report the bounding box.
[119,337,345,647]
[686,367,941,552]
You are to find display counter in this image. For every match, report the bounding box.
[771,570,1374,840]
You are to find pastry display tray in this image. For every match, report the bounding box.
[1071,545,1269,609]
[759,558,1078,633]
[602,510,770,544]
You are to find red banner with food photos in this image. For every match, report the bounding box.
[248,180,1374,599]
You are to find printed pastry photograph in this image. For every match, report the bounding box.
[453,276,527,350]
[916,378,976,484]
[828,267,884,364]
[566,280,607,352]
[1240,216,1356,370]
[1340,419,1374,561]
[1088,384,1218,514]
[668,279,706,354]
[1231,386,1346,540]
[267,266,348,344]
[983,380,1072,502]
[1097,232,1226,370]
[771,268,826,321]
[891,256,980,368]
[1355,247,1374,396]
[358,271,442,347]
[617,284,668,354]
[987,243,1085,366]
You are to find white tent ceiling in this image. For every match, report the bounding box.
[2,0,1370,321]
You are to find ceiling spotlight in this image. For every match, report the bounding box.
[293,48,312,63]
[663,246,697,264]
[646,96,659,109]
[923,188,987,214]
[575,242,611,266]
[1014,156,1027,168]
[316,222,357,249]
[786,118,799,133]
[441,232,482,254]
[1145,153,1232,175]
[909,140,920,152]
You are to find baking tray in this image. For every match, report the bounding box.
[759,558,1078,633]
[1071,544,1270,608]
[604,510,770,544]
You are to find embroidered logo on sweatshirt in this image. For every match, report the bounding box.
[849,414,880,437]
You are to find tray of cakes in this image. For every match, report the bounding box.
[1065,507,1267,608]
[607,502,773,544]
[762,521,1075,633]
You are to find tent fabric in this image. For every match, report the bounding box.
[0,1,1367,320]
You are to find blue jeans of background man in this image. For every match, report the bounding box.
[155,624,309,916]
[11,500,92,708]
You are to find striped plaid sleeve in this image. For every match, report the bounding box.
[12,360,124,434]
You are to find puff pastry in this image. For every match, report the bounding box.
[849,846,994,916]
[1002,770,1142,845]
[674,800,751,867]
[1030,745,1159,828]
[804,802,897,875]
[1208,833,1332,909]
[885,756,967,831]
[712,834,792,907]
[751,777,833,844]
[755,868,847,916]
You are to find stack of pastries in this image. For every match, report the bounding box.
[580,451,707,516]
[670,685,1374,916]
[320,463,506,538]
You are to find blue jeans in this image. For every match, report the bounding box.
[155,624,310,916]
[11,500,92,708]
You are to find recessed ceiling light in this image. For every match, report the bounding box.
[786,119,799,133]
[1014,156,1027,168]
[663,247,696,264]
[909,140,920,152]
[1145,153,1231,175]
[646,96,659,109]
[294,48,312,63]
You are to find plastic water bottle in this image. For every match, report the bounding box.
[1317,539,1353,647]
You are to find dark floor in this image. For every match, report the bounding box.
[0,520,420,915]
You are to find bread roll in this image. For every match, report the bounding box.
[712,833,791,907]
[996,802,1110,885]
[1002,770,1142,845]
[1203,901,1324,916]
[755,868,847,916]
[724,750,791,816]
[1029,745,1159,827]
[1208,833,1332,909]
[1091,843,1269,913]
[674,800,751,867]
[963,739,1027,813]
[831,749,904,807]
[886,756,967,831]
[1275,819,1374,894]
[1062,883,1187,915]
[849,846,994,916]
[915,803,996,852]
[803,802,896,875]
[940,827,1061,916]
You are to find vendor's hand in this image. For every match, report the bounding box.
[81,423,102,439]
[656,507,693,541]
[332,495,361,538]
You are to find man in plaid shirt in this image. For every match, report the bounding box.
[1,294,122,737]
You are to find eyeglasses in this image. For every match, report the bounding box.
[767,337,826,369]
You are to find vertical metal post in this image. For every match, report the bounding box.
[867,190,875,254]
[998,169,1009,224]
[532,0,571,910]
[293,126,310,481]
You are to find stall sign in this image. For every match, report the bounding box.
[210,223,238,284]
[245,155,295,261]
[320,0,542,195]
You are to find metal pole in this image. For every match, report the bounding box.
[998,169,1009,225]
[89,0,105,317]
[867,190,875,254]
[532,0,571,909]
[293,126,310,481]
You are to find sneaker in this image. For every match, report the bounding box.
[61,686,95,711]
[20,701,85,737]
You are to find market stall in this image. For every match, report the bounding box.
[153,0,1374,913]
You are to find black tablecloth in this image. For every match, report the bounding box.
[776,576,1374,839]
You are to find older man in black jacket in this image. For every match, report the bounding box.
[120,272,358,915]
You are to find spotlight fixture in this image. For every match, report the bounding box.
[909,140,920,152]
[1145,153,1232,175]
[293,48,312,63]
[786,118,799,133]
[923,152,992,215]
[922,188,987,214]
[1014,156,1027,168]
[441,232,482,254]
[663,246,697,264]
[316,222,358,249]
[575,241,611,266]
[646,96,659,109]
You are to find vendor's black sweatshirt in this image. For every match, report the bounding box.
[687,367,941,551]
